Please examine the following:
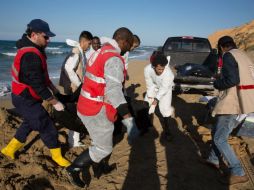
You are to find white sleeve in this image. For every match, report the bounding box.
[123,51,129,70]
[144,65,156,98]
[155,68,174,101]
[104,57,126,108]
[64,54,81,87]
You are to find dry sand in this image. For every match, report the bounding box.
[0,59,253,190]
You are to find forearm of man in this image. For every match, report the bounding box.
[104,57,127,109]
[65,54,81,87]
[144,66,156,98]
[214,53,240,90]
[20,53,52,100]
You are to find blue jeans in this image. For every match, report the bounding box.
[207,114,245,176]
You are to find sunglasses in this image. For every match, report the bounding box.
[42,35,49,40]
[36,32,49,40]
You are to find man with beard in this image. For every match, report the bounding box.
[1,19,70,167]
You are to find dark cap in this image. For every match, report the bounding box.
[27,19,55,37]
[218,36,234,47]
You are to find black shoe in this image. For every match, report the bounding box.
[103,163,117,174]
[92,161,117,179]
[92,162,103,179]
[81,167,92,187]
[66,167,85,188]
[66,149,92,188]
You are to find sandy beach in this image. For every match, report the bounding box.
[0,59,254,190]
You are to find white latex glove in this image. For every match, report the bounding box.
[53,101,65,111]
[149,104,156,114]
[167,55,171,64]
[147,97,154,107]
[122,117,140,145]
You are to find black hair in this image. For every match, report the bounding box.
[25,27,33,37]
[218,36,237,49]
[93,36,100,40]
[113,27,133,44]
[133,34,141,45]
[220,41,237,49]
[79,31,93,42]
[216,44,223,57]
[151,51,168,67]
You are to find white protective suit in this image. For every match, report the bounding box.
[144,63,174,117]
[77,37,128,162]
[64,39,86,147]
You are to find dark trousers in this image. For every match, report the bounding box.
[12,94,58,149]
[154,105,171,135]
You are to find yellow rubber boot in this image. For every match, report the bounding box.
[1,138,24,159]
[50,148,71,167]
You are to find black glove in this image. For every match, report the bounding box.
[55,93,72,103]
[69,84,82,102]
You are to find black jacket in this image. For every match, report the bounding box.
[213,50,240,90]
[16,34,52,100]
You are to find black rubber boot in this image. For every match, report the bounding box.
[92,154,117,179]
[66,149,92,188]
[163,117,172,141]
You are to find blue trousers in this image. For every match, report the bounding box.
[207,114,245,176]
[12,94,58,149]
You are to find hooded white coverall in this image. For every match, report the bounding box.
[77,38,128,162]
[63,41,86,147]
[144,63,174,117]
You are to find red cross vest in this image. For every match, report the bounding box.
[77,43,125,122]
[11,47,51,100]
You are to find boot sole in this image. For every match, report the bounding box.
[65,169,86,188]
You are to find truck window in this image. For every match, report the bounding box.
[164,38,211,52]
[182,40,192,51]
[166,41,180,51]
[192,39,210,52]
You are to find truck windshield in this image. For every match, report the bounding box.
[165,38,211,52]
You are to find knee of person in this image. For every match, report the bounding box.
[36,115,54,131]
[40,122,58,139]
[213,135,227,146]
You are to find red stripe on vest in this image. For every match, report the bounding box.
[237,85,254,90]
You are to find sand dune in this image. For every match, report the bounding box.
[208,19,254,51]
